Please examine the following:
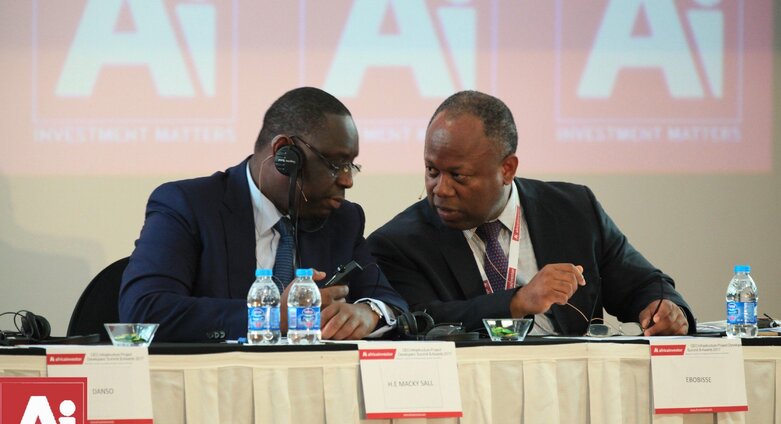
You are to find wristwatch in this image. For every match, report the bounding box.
[363,301,384,322]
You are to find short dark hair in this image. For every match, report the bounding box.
[429,90,517,156]
[254,87,352,152]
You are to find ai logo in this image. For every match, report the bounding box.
[33,0,237,121]
[578,0,727,99]
[56,0,216,98]
[556,0,741,121]
[323,0,480,98]
[19,398,77,424]
[0,378,87,424]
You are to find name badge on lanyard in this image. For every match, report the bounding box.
[480,206,522,294]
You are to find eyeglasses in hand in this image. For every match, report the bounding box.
[585,319,644,337]
[567,281,665,338]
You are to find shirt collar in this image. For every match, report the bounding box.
[496,181,521,231]
[463,182,520,239]
[246,162,284,234]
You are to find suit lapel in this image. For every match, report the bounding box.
[517,179,577,334]
[221,158,256,298]
[517,178,561,274]
[422,202,484,299]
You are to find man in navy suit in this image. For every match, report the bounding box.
[120,87,408,342]
[368,91,694,336]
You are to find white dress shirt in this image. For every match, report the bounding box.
[245,164,395,336]
[463,182,557,335]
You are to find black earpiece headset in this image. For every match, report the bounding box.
[397,311,479,341]
[397,311,436,340]
[22,311,51,340]
[273,142,305,177]
[0,310,51,342]
[273,140,305,225]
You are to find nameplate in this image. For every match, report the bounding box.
[46,346,154,423]
[358,341,463,419]
[650,338,748,414]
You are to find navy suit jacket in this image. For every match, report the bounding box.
[368,178,696,335]
[120,158,408,342]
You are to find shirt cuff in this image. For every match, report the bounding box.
[355,298,397,338]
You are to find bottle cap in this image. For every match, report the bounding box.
[733,265,751,273]
[295,268,314,278]
[255,269,273,278]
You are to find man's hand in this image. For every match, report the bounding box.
[639,300,689,336]
[320,285,349,307]
[510,264,585,317]
[321,302,379,340]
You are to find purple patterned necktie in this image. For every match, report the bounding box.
[475,221,508,293]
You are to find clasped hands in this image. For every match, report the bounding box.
[508,263,688,336]
[279,269,380,340]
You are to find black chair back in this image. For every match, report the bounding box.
[66,257,129,341]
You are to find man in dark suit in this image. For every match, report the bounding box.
[120,87,408,342]
[368,91,694,336]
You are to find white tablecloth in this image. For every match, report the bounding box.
[1,343,779,423]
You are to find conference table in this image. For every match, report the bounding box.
[1,337,779,424]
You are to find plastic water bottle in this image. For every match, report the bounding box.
[247,269,281,344]
[287,268,321,344]
[726,264,758,338]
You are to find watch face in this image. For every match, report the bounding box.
[366,302,383,319]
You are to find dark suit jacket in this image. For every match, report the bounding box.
[368,178,695,335]
[120,158,408,342]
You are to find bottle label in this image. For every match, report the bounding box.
[267,307,280,330]
[744,301,757,324]
[248,306,280,331]
[726,301,757,325]
[288,306,321,331]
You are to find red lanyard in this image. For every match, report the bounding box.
[480,206,522,294]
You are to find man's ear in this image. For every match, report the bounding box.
[272,136,305,178]
[271,135,294,155]
[501,154,519,184]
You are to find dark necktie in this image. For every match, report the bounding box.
[475,221,509,293]
[273,217,295,290]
